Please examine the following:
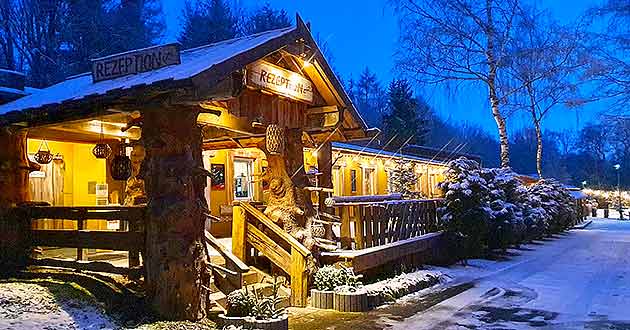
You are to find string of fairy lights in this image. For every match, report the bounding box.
[583,188,630,203]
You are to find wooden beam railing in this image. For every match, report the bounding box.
[204,230,249,294]
[331,197,444,250]
[232,201,310,307]
[17,205,146,276]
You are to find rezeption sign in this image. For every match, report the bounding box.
[247,60,314,103]
[91,43,181,83]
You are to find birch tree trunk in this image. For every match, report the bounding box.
[485,0,510,168]
[534,119,543,178]
[142,107,208,320]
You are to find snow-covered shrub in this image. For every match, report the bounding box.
[481,168,527,249]
[312,266,362,291]
[438,158,493,257]
[438,158,577,258]
[528,179,577,233]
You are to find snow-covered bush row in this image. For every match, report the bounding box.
[437,158,578,257]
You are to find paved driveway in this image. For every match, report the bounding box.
[394,218,630,329]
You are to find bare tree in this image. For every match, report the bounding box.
[8,0,68,87]
[586,0,630,110]
[507,6,585,178]
[393,0,522,168]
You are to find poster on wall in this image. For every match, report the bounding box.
[210,164,225,190]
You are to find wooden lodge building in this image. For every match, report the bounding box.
[0,15,474,319]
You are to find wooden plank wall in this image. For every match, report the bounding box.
[228,90,307,129]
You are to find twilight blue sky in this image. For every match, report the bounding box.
[162,0,605,134]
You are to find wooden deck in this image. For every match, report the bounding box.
[321,231,445,273]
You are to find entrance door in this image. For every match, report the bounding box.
[233,158,254,200]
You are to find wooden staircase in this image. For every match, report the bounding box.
[232,201,312,307]
[204,230,291,314]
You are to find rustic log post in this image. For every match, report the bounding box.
[317,142,333,210]
[142,106,207,320]
[232,204,247,262]
[0,127,36,272]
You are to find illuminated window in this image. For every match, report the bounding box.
[350,169,357,193]
[362,167,376,195]
[234,158,253,200]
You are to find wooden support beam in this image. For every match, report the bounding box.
[30,257,140,276]
[290,248,308,307]
[31,230,143,251]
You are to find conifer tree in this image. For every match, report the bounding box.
[387,158,419,198]
[243,2,291,35]
[178,0,238,49]
[382,79,429,148]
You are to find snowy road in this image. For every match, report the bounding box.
[393,218,630,330]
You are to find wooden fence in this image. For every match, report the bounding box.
[1,205,146,276]
[232,201,311,307]
[334,198,443,250]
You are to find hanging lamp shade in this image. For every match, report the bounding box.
[92,117,112,159]
[34,139,53,164]
[266,124,285,155]
[111,143,132,181]
[92,143,112,159]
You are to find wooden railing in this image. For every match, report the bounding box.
[332,198,444,250]
[7,205,146,276]
[232,201,310,307]
[204,230,249,294]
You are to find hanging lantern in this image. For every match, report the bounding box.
[92,143,112,159]
[265,124,285,155]
[34,139,53,164]
[92,118,112,159]
[111,143,132,181]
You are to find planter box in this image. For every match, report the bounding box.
[367,293,384,309]
[333,291,369,312]
[217,314,250,328]
[311,289,334,309]
[250,315,289,330]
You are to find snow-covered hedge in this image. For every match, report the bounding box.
[438,158,577,257]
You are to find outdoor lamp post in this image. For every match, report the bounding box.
[614,164,622,220]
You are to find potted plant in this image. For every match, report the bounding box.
[218,289,255,328]
[249,277,288,330]
[332,267,368,312]
[311,266,340,309]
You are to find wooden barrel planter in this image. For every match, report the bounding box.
[367,293,384,309]
[311,289,334,309]
[333,291,369,312]
[250,315,289,330]
[217,314,250,328]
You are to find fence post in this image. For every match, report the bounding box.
[340,206,352,249]
[128,218,140,268]
[232,205,247,262]
[354,206,365,249]
[290,248,308,307]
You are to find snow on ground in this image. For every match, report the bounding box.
[0,281,116,330]
[388,217,630,329]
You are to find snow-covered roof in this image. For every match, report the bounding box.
[331,142,449,166]
[0,26,296,114]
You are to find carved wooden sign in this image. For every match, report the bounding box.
[246,60,313,103]
[91,43,181,82]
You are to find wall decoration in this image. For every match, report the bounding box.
[210,164,225,190]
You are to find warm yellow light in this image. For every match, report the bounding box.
[303,60,312,68]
